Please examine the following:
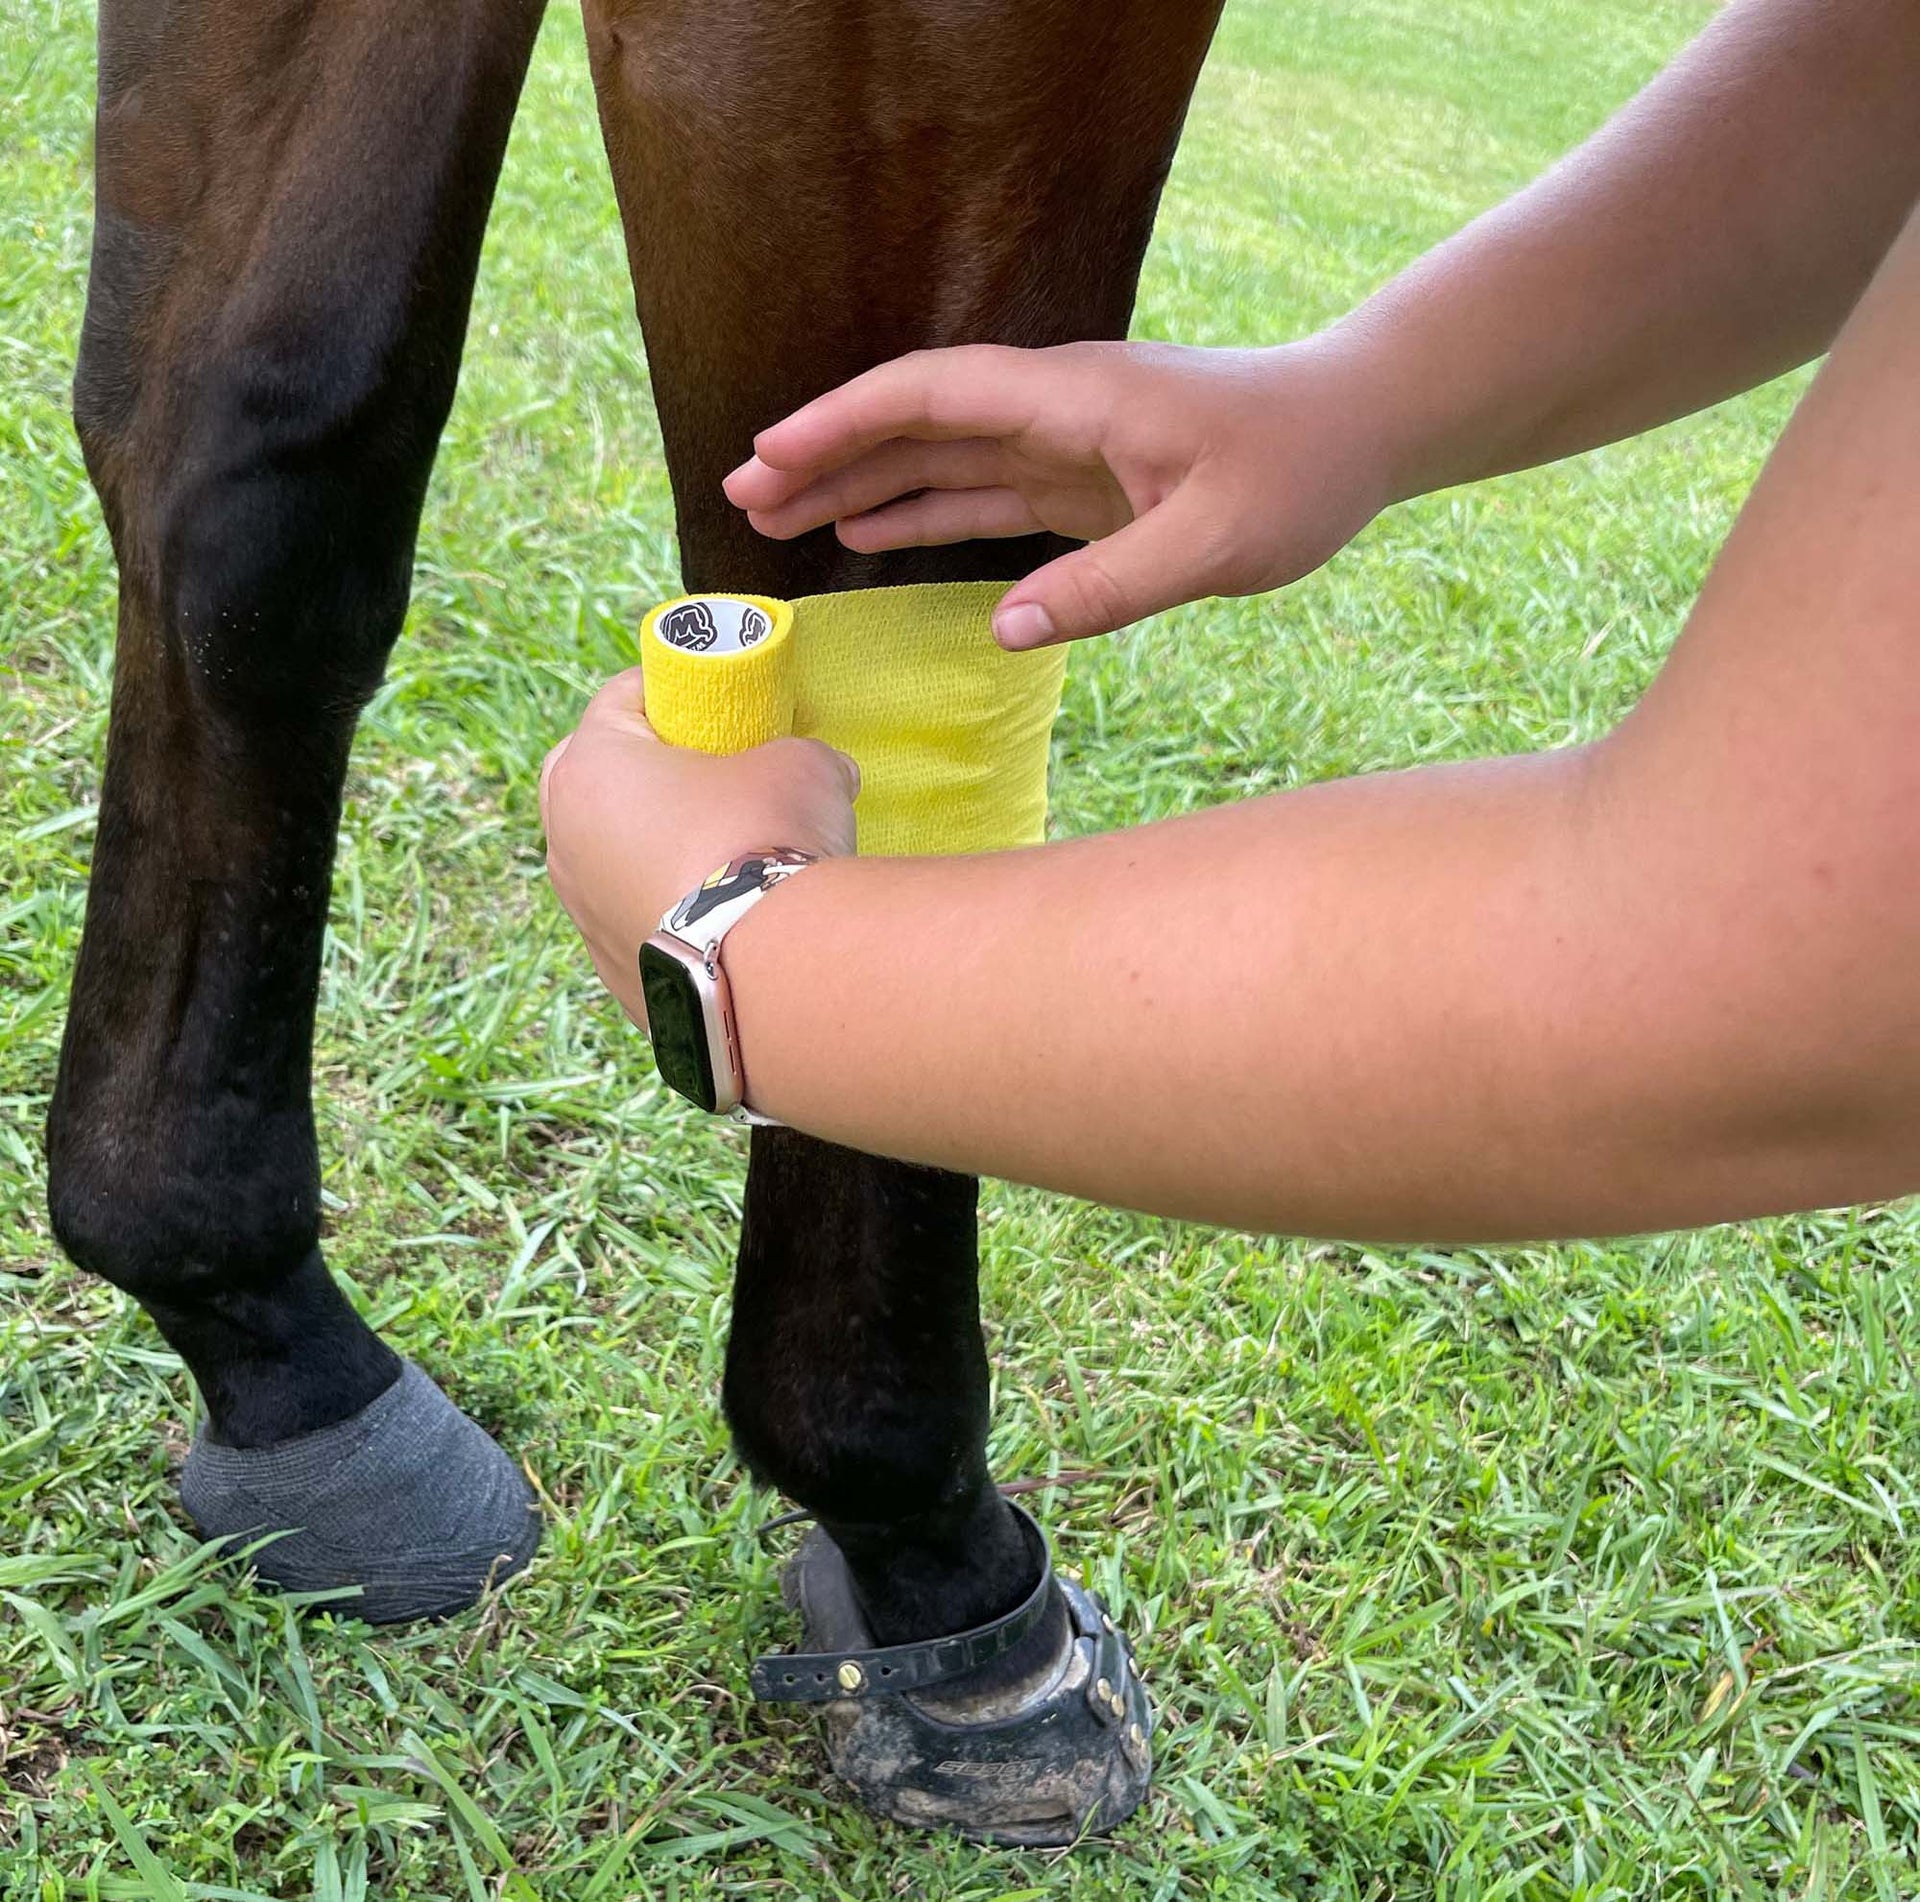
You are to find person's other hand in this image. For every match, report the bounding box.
[723,337,1399,648]
[540,668,858,1025]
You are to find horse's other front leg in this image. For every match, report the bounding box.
[47,0,547,1622]
[585,0,1224,1840]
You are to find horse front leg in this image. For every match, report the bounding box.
[726,1136,1025,1639]
[585,0,1224,1839]
[48,0,547,1622]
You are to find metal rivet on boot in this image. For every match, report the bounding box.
[837,1660,865,1693]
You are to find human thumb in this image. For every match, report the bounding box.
[991,494,1219,648]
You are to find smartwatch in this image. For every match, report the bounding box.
[639,849,816,1118]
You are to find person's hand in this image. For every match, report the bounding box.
[722,336,1401,648]
[540,668,858,1025]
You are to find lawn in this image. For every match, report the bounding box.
[4,0,1919,1895]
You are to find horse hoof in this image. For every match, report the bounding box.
[750,1504,1151,1847]
[180,1360,541,1623]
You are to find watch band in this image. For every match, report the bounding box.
[648,848,816,1121]
[660,848,817,951]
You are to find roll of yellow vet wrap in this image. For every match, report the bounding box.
[640,593,796,753]
[639,580,1067,857]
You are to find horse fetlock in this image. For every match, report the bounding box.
[46,1091,320,1307]
[49,1123,398,1443]
[724,1367,984,1532]
[47,1024,407,1444]
[727,1375,1042,1640]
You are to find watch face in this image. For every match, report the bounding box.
[640,942,718,1112]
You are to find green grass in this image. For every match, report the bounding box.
[4,0,1918,1894]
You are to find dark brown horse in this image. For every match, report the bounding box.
[50,0,1223,1844]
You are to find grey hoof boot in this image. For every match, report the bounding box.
[751,1504,1151,1847]
[180,1361,541,1624]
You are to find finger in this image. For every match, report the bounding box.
[732,345,1057,485]
[538,734,572,828]
[578,664,655,733]
[990,490,1225,648]
[756,734,863,803]
[741,437,1006,533]
[739,436,1013,538]
[836,486,1043,553]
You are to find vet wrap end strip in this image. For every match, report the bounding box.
[639,581,1068,857]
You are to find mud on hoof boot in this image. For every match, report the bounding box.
[750,1503,1150,1847]
[180,1361,542,1624]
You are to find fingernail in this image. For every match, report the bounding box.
[835,749,862,798]
[994,601,1055,649]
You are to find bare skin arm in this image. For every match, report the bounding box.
[1342,0,1920,496]
[542,203,1920,1241]
[724,0,1920,646]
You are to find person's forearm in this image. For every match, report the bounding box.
[724,745,1915,1244]
[727,755,1599,1238]
[1333,0,1920,501]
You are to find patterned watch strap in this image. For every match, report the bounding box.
[660,848,818,963]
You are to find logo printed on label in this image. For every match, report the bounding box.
[739,606,770,647]
[659,601,719,652]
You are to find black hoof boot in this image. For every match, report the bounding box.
[181,1362,542,1624]
[750,1504,1151,1846]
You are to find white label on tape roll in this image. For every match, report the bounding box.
[655,597,773,656]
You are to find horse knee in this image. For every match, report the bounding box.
[77,319,446,722]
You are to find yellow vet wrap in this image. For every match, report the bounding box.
[639,593,797,753]
[640,581,1067,857]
